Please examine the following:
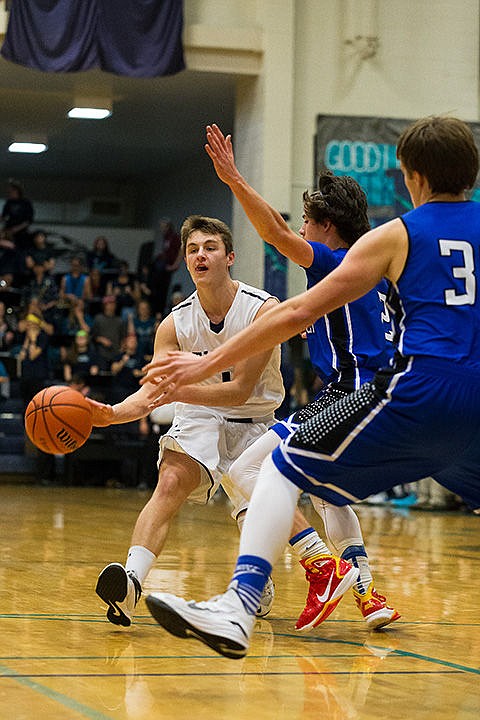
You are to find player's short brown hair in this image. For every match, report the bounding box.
[180,216,234,256]
[303,171,370,247]
[397,116,479,194]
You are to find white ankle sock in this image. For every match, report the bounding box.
[125,545,156,586]
[289,527,330,560]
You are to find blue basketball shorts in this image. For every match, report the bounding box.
[272,386,348,440]
[272,356,480,511]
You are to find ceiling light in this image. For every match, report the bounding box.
[8,142,47,154]
[67,95,112,120]
[68,106,112,120]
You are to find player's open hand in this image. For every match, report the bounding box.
[205,124,240,186]
[85,397,114,427]
[141,350,210,391]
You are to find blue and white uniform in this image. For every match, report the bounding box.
[272,201,480,511]
[273,241,393,440]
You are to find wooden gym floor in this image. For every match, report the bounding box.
[0,484,478,719]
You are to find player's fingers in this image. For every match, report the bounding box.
[85,397,105,409]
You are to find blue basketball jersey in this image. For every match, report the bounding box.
[398,201,480,368]
[305,242,393,390]
[272,200,480,511]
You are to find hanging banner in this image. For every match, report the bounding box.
[315,115,480,227]
[1,0,185,78]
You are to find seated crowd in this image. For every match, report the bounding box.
[0,230,187,412]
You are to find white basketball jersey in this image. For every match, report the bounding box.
[172,281,284,418]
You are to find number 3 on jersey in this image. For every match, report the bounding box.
[439,239,475,306]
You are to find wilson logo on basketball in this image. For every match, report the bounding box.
[56,428,78,450]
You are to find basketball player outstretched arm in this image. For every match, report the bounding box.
[142,219,407,393]
[86,313,180,426]
[205,124,313,267]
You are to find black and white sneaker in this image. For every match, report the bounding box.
[96,563,142,627]
[256,575,275,618]
[145,588,255,659]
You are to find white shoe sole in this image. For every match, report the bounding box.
[146,594,248,659]
[363,607,399,630]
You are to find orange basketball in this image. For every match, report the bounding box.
[25,385,93,454]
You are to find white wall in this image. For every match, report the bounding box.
[185,0,259,27]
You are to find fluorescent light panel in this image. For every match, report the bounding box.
[68,107,111,119]
[8,142,47,154]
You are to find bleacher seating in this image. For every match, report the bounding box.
[0,378,37,480]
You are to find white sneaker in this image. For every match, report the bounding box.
[145,588,255,659]
[96,563,142,627]
[256,575,275,618]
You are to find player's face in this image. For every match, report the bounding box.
[185,230,234,285]
[300,214,328,244]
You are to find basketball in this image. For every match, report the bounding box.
[25,385,93,455]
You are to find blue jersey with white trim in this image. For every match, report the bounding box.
[398,201,480,368]
[304,242,393,390]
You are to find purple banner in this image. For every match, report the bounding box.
[1,0,185,78]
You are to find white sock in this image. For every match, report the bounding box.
[125,545,156,586]
[239,455,301,565]
[229,428,281,499]
[289,527,331,560]
[310,497,373,593]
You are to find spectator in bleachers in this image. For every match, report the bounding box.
[109,332,144,403]
[25,229,55,275]
[137,261,154,306]
[59,296,93,337]
[56,296,94,368]
[16,299,54,339]
[17,313,50,403]
[130,298,156,362]
[0,228,18,280]
[17,313,55,484]
[105,260,139,321]
[136,217,182,318]
[22,261,59,326]
[168,282,186,312]
[0,271,20,305]
[0,357,10,401]
[59,256,92,305]
[90,295,125,371]
[0,299,15,351]
[88,266,107,299]
[62,330,99,385]
[86,266,108,319]
[86,235,116,273]
[1,179,34,253]
[69,372,90,396]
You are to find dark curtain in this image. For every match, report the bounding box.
[1,0,185,77]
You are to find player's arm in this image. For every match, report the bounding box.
[142,219,407,391]
[87,314,179,426]
[148,298,278,408]
[205,124,313,267]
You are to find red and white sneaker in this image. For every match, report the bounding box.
[353,582,401,630]
[295,554,359,631]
